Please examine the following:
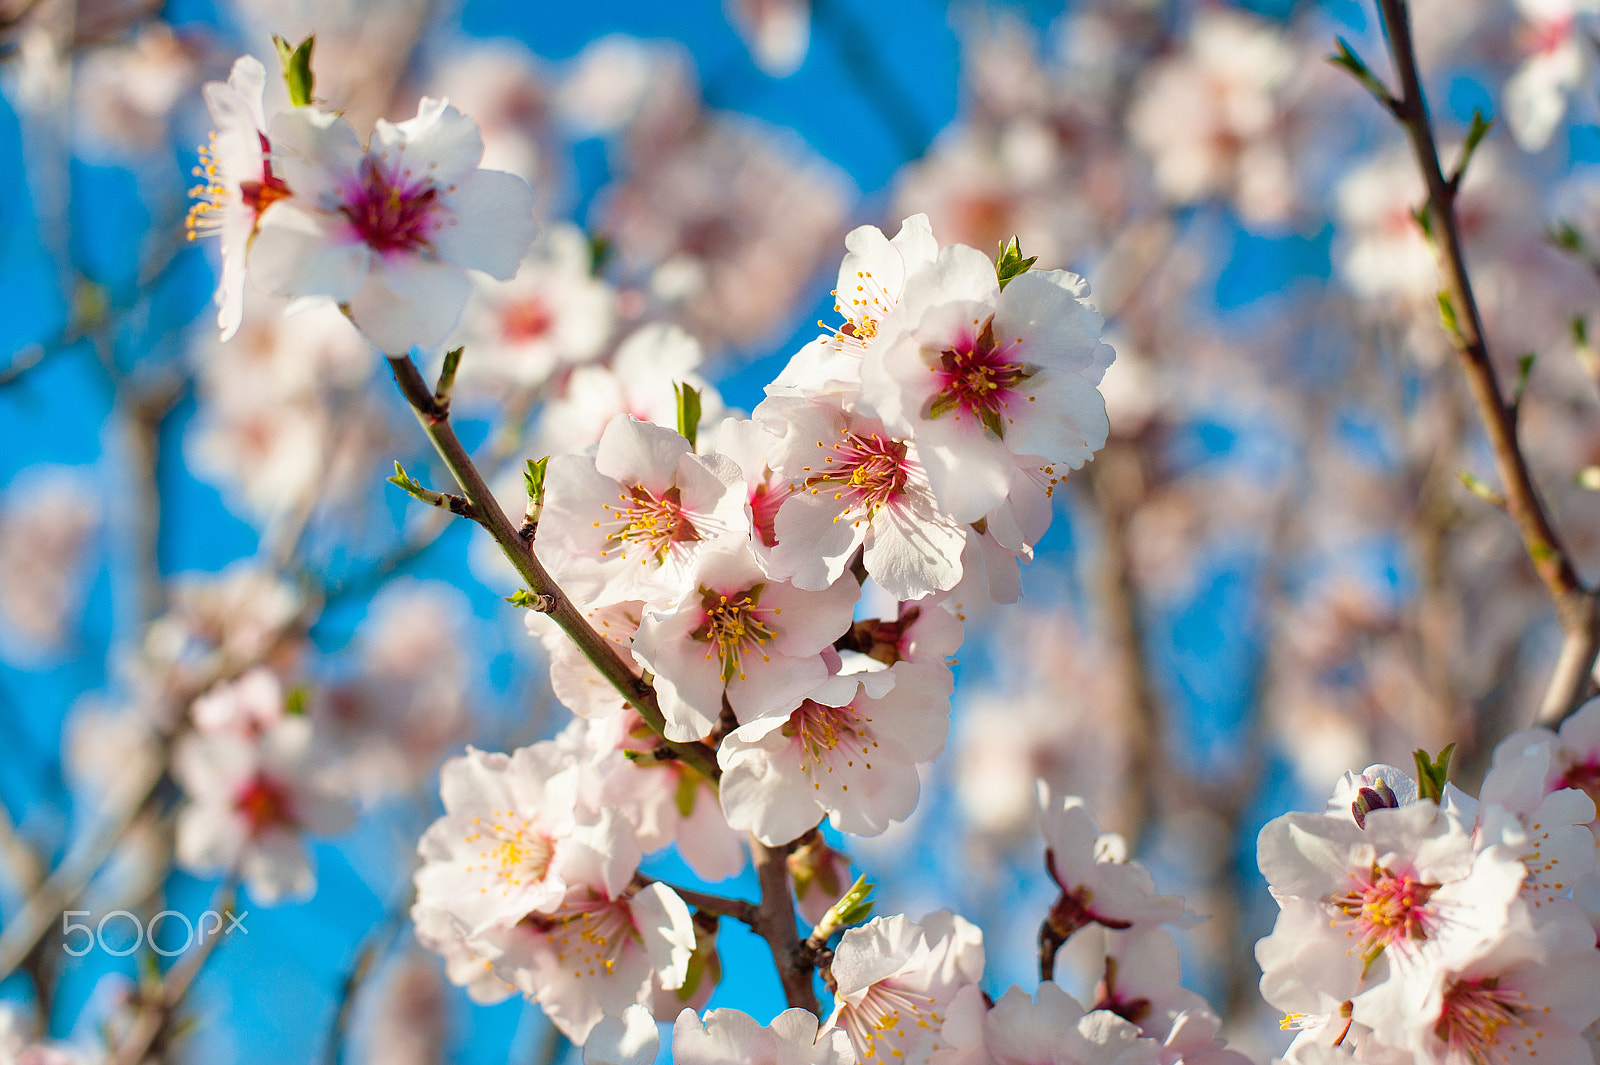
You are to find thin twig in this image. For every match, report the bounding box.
[107,878,238,1065]
[384,353,721,781]
[1364,0,1600,725]
[634,874,758,925]
[320,894,412,1065]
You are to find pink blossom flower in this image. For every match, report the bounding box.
[584,1003,856,1065]
[823,911,985,1065]
[173,676,353,903]
[250,97,536,353]
[769,214,938,399]
[726,0,812,78]
[938,981,1162,1065]
[455,222,617,392]
[1255,802,1528,1045]
[860,243,1112,522]
[537,414,747,611]
[1038,787,1188,946]
[631,543,860,740]
[1504,0,1598,150]
[759,395,966,600]
[481,880,697,1042]
[1408,899,1600,1064]
[187,55,285,341]
[537,323,721,455]
[412,743,639,936]
[718,660,951,845]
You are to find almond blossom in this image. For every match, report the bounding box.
[453,221,616,392]
[1407,899,1600,1064]
[249,96,537,352]
[186,54,283,341]
[768,214,938,399]
[1038,787,1187,948]
[558,711,745,881]
[759,395,965,600]
[1255,800,1529,1047]
[536,414,747,610]
[478,879,697,1042]
[583,1003,856,1065]
[172,673,354,903]
[718,659,952,845]
[1503,0,1599,151]
[937,982,1162,1065]
[859,244,1113,522]
[411,743,639,936]
[536,323,721,454]
[631,542,860,740]
[823,911,986,1065]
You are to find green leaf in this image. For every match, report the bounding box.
[1457,469,1506,508]
[284,685,311,716]
[1549,221,1586,253]
[505,588,553,610]
[1450,110,1493,187]
[271,34,315,107]
[825,874,876,931]
[1326,37,1396,113]
[995,235,1038,290]
[674,382,702,452]
[1412,744,1455,804]
[522,456,549,530]
[1436,291,1459,338]
[1512,352,1536,409]
[587,231,613,275]
[434,347,463,406]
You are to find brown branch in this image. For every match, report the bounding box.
[748,835,818,1014]
[384,354,721,781]
[107,879,237,1065]
[634,874,758,925]
[1367,0,1600,725]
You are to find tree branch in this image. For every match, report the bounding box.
[1366,0,1600,725]
[384,354,721,781]
[107,879,237,1065]
[748,835,818,1014]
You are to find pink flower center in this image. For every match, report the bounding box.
[801,430,914,517]
[926,318,1036,439]
[691,584,777,683]
[599,484,702,564]
[1328,865,1437,965]
[234,775,296,833]
[1524,15,1574,56]
[782,698,876,782]
[1555,759,1600,810]
[340,157,442,255]
[749,478,792,548]
[185,131,290,241]
[501,297,556,343]
[1433,977,1530,1063]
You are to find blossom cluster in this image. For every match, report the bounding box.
[1259,704,1600,1063]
